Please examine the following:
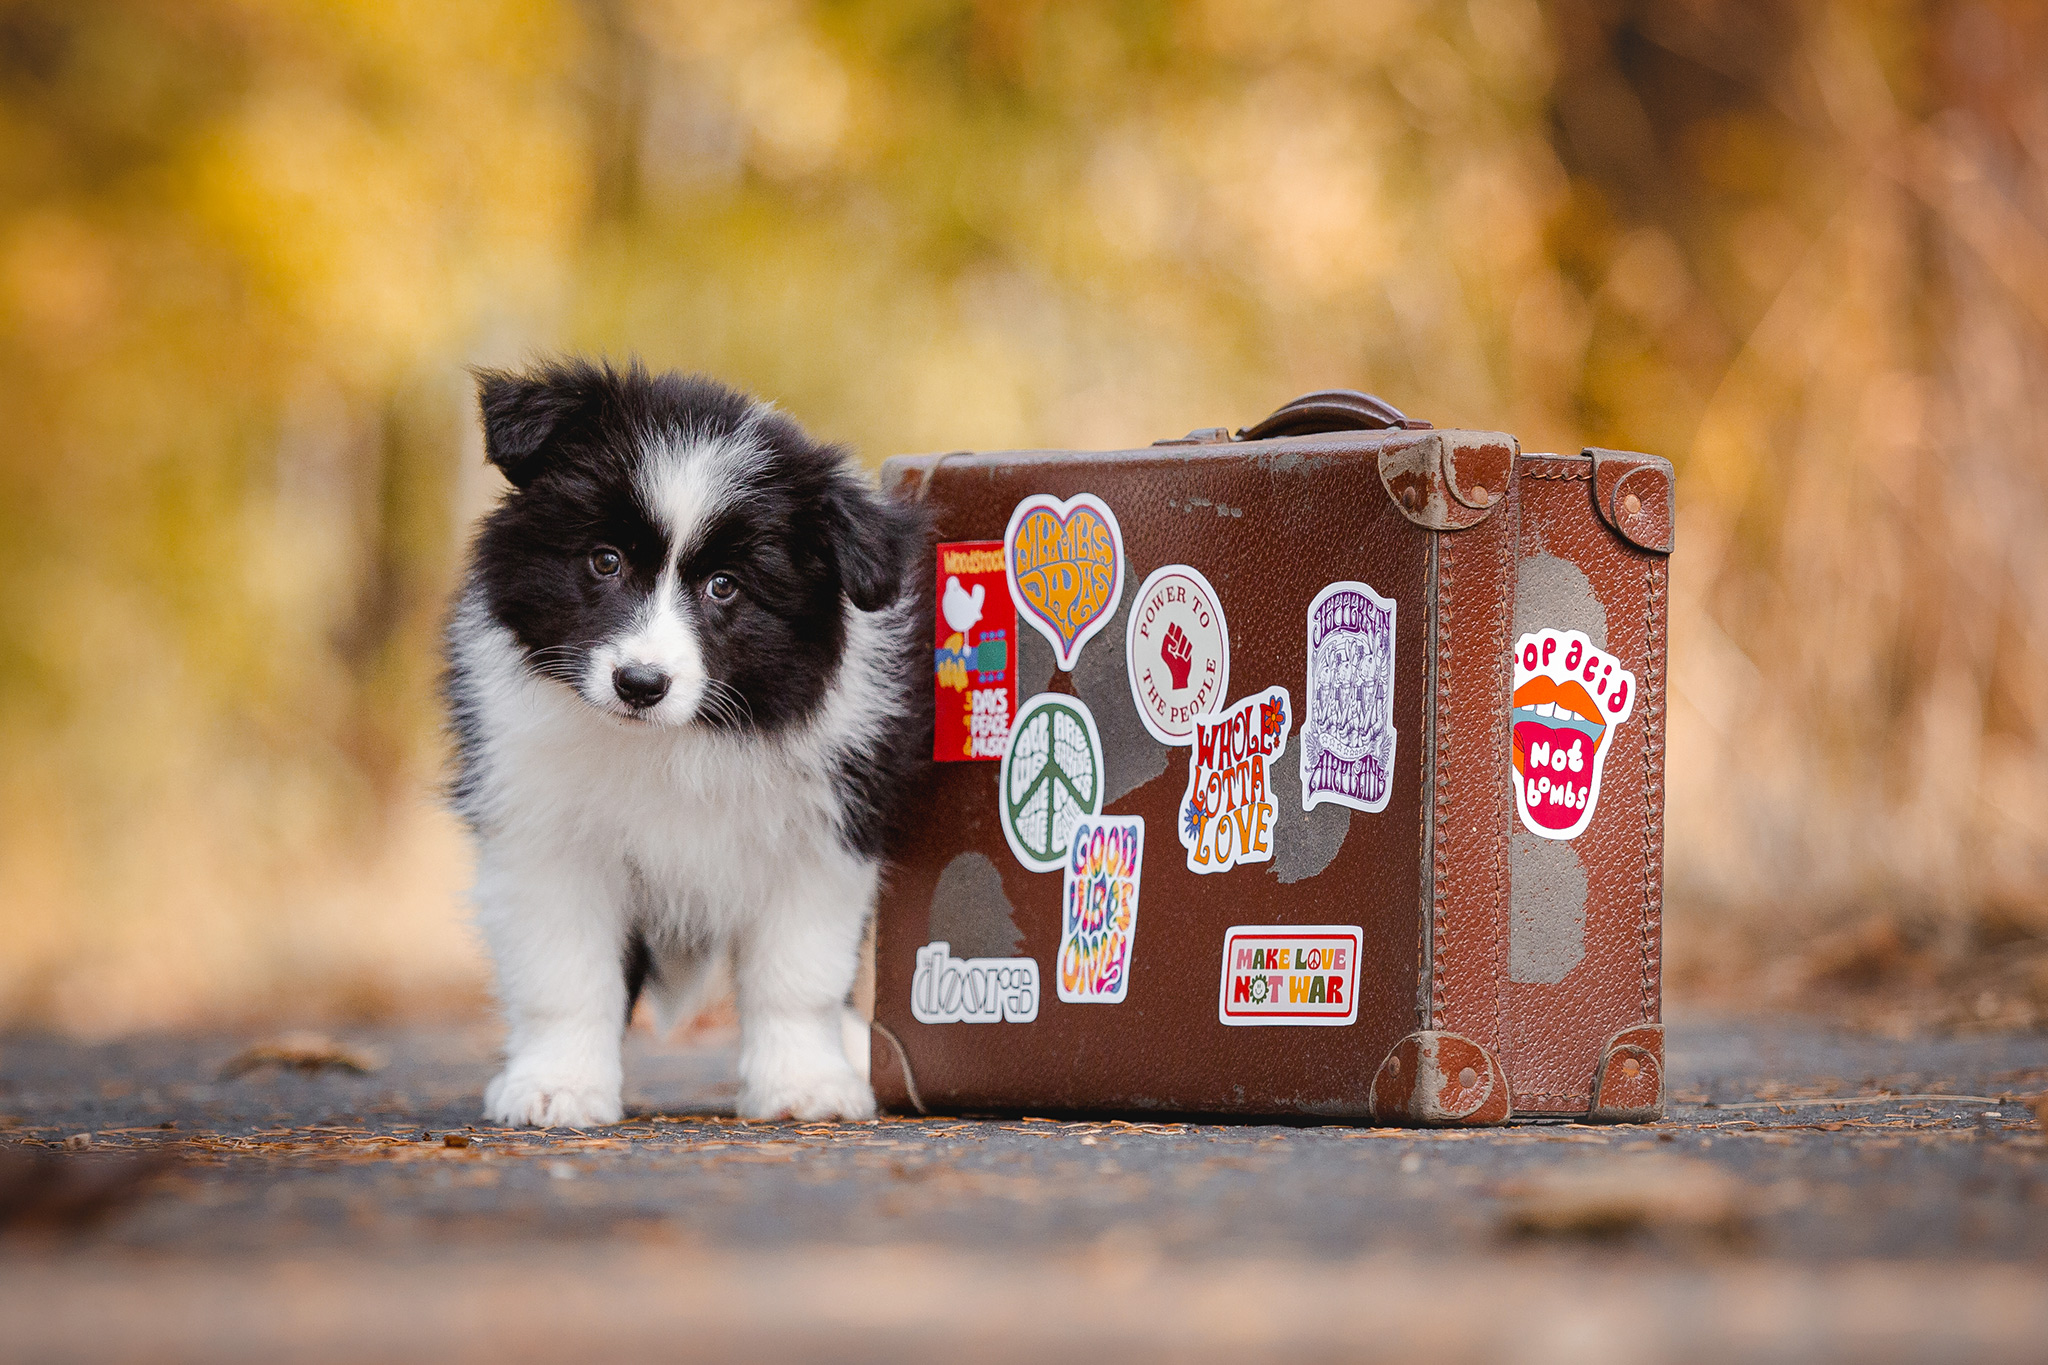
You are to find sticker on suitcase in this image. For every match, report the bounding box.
[1057,815,1144,1004]
[1004,493,1124,672]
[911,942,1040,1024]
[1126,564,1230,746]
[1178,685,1292,875]
[1217,925,1362,1026]
[932,540,1017,762]
[1300,581,1397,814]
[999,692,1104,873]
[1511,628,1636,841]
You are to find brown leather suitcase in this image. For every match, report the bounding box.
[861,393,1671,1125]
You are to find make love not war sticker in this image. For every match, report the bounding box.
[1510,628,1637,841]
[932,541,1017,762]
[1004,493,1124,672]
[1217,925,1362,1027]
[1300,581,1397,814]
[999,692,1105,873]
[1178,686,1292,875]
[1126,564,1230,746]
[1057,815,1144,1004]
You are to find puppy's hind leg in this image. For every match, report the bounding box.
[636,939,730,1039]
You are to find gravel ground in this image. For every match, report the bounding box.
[1,1015,2043,1362]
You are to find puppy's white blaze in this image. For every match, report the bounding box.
[587,570,709,725]
[636,423,769,567]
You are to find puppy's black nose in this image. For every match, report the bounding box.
[612,664,670,709]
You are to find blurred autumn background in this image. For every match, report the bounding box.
[3,0,2046,1036]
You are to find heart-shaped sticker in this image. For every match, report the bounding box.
[1004,493,1124,672]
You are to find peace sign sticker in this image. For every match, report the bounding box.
[998,692,1105,873]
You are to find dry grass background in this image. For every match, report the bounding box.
[1,0,2044,1034]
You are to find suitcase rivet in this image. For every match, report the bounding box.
[1471,485,1489,504]
[1457,1066,1477,1089]
[1387,1055,1401,1075]
[1622,1057,1641,1077]
[1400,487,1420,511]
[1623,492,1643,517]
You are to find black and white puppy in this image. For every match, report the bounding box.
[444,359,923,1126]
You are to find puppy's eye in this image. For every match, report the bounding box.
[590,547,623,578]
[705,573,738,603]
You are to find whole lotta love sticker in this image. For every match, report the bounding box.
[1057,815,1144,1004]
[1511,628,1636,841]
[1178,685,1292,874]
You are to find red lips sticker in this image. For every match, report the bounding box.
[1511,629,1635,841]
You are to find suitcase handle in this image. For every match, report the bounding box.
[1238,389,1433,439]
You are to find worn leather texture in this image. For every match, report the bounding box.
[1368,1031,1512,1126]
[1507,453,1669,1115]
[871,428,1514,1117]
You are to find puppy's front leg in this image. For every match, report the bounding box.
[735,864,877,1122]
[476,846,629,1128]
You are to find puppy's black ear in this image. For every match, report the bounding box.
[474,361,609,488]
[823,474,923,613]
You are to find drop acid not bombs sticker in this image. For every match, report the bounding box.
[1217,925,1362,1026]
[932,541,1017,762]
[1178,686,1292,875]
[911,942,1039,1023]
[1300,581,1397,814]
[1511,628,1637,841]
[1126,564,1230,746]
[1057,815,1144,1004]
[999,692,1104,873]
[1005,493,1124,672]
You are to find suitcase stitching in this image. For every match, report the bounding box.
[1431,532,1453,1033]
[1640,558,1668,1022]
[1489,485,1511,1061]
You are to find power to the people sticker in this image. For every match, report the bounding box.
[932,541,1016,761]
[1126,564,1230,745]
[1510,628,1636,841]
[1217,925,1362,1026]
[1178,686,1291,875]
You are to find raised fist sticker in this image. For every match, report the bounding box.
[1161,621,1194,689]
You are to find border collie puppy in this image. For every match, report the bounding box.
[444,359,923,1126]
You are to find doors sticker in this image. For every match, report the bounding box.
[1300,581,1397,814]
[912,942,1040,1023]
[999,692,1104,873]
[1510,628,1636,841]
[1217,925,1362,1026]
[1004,493,1124,672]
[933,541,1017,762]
[1126,564,1230,746]
[1178,686,1292,875]
[1057,815,1144,1004]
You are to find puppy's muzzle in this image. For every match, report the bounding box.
[612,664,671,710]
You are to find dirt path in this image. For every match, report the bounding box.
[2,1016,2042,1361]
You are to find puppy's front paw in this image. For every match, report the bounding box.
[739,1066,876,1122]
[483,1069,624,1128]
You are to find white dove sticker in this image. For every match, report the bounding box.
[942,575,985,634]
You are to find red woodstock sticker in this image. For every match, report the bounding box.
[934,541,1017,762]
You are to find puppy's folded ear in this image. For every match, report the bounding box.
[474,360,612,488]
[823,474,924,613]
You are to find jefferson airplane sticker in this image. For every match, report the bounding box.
[1300,581,1397,814]
[1126,564,1230,746]
[1004,493,1124,672]
[1510,628,1636,841]
[1217,924,1362,1026]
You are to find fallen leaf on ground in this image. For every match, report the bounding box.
[220,1033,384,1080]
[1497,1156,1752,1245]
